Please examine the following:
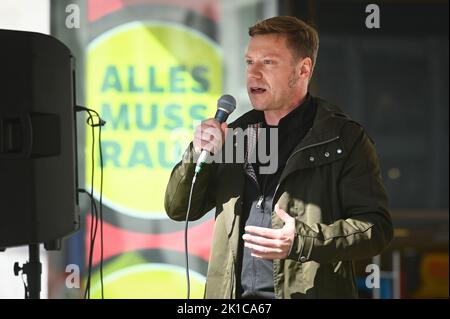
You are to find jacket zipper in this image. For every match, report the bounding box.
[272,135,340,209]
[244,171,265,295]
[256,195,264,209]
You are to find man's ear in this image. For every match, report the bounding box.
[298,57,312,80]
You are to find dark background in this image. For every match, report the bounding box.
[279,0,449,298]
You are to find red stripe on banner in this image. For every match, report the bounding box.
[88,0,124,22]
[88,0,219,22]
[85,216,214,266]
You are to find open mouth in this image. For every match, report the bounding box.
[250,87,267,94]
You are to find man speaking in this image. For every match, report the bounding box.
[164,16,393,299]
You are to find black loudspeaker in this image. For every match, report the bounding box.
[0,30,80,249]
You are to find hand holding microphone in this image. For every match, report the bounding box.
[185,94,235,299]
[193,94,236,173]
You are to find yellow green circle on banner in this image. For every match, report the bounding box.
[90,263,205,299]
[86,22,222,219]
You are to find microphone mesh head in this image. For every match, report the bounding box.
[217,94,236,114]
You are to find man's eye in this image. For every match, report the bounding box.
[246,59,253,65]
[263,60,273,64]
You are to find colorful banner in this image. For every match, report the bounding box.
[50,0,276,299]
[79,0,220,298]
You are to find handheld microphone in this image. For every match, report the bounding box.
[195,94,236,174]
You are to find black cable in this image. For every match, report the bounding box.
[87,111,97,299]
[76,105,105,299]
[98,118,104,299]
[85,108,105,299]
[87,113,96,299]
[77,188,98,298]
[184,172,198,300]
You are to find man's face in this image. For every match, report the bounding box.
[245,34,302,111]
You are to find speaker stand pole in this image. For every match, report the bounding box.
[14,244,42,299]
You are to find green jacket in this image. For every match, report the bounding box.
[164,97,393,298]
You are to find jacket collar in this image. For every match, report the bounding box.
[229,96,353,147]
[295,97,352,150]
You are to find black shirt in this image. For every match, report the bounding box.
[239,93,317,299]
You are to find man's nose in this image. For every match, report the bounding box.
[247,64,262,79]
